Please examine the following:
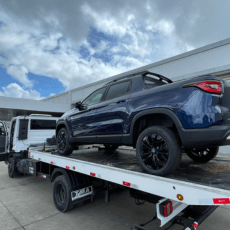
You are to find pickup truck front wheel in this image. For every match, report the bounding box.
[185,147,219,163]
[136,126,182,176]
[57,128,73,155]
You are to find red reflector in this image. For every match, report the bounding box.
[213,198,230,204]
[123,181,131,187]
[90,172,96,176]
[38,158,41,161]
[183,81,222,94]
[66,166,70,169]
[41,175,44,178]
[50,161,54,165]
[192,222,199,229]
[163,201,173,217]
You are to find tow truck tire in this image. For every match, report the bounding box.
[8,158,14,178]
[186,147,219,163]
[53,175,75,212]
[57,128,73,155]
[136,126,182,176]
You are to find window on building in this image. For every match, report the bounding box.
[105,81,131,101]
[30,119,56,130]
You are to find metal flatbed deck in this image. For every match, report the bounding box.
[52,148,230,191]
[28,147,230,206]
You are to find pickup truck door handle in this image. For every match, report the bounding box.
[116,99,126,104]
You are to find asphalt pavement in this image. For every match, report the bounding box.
[0,161,229,230]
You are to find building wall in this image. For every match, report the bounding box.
[0,96,71,113]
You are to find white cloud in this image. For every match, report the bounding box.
[0,0,229,99]
[0,83,44,100]
[6,65,32,88]
[81,4,127,37]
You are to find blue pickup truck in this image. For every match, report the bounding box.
[56,71,230,176]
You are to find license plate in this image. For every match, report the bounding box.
[71,186,93,201]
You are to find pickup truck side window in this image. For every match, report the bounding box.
[105,81,131,101]
[30,120,56,130]
[143,76,166,89]
[82,87,107,106]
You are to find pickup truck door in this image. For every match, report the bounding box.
[0,120,8,161]
[69,87,107,142]
[94,80,132,143]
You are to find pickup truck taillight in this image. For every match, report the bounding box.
[182,80,222,94]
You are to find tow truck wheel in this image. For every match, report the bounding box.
[136,126,182,176]
[57,128,73,155]
[53,175,75,212]
[8,158,14,178]
[186,147,219,163]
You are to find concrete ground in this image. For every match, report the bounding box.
[0,162,229,230]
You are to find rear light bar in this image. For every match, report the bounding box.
[183,80,222,94]
[160,200,173,217]
[123,181,131,187]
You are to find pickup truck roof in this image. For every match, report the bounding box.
[104,70,173,85]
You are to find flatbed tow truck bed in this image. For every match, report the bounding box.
[25,147,230,229]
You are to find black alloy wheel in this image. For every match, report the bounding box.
[186,147,219,163]
[136,126,182,176]
[57,128,73,155]
[57,131,66,152]
[141,134,169,170]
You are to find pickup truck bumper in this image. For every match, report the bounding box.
[180,125,230,148]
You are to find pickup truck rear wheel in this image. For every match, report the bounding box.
[57,128,73,155]
[136,126,182,176]
[53,175,75,212]
[186,147,219,163]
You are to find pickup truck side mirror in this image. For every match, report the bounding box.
[75,101,82,109]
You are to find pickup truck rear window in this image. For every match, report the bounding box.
[105,81,131,101]
[143,76,167,89]
[30,119,56,130]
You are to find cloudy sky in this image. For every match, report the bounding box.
[0,0,230,100]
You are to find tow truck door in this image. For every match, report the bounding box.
[0,121,8,161]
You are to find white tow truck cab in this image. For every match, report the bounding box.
[0,114,59,161]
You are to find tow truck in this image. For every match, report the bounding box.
[0,117,230,229]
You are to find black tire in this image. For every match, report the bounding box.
[8,158,14,178]
[57,128,74,155]
[136,126,182,176]
[53,175,75,212]
[186,147,219,163]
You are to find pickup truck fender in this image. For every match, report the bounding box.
[122,108,184,146]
